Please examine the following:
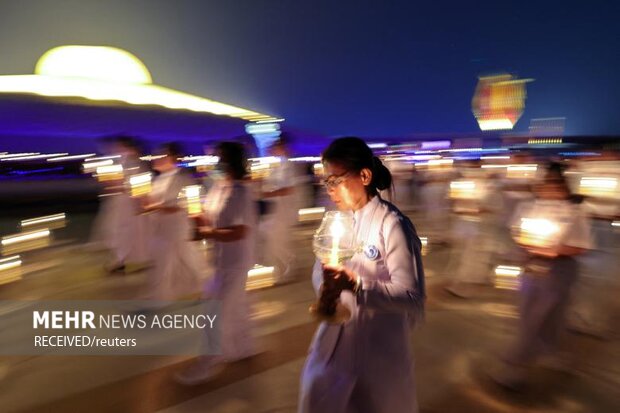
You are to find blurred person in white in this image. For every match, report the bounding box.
[492,162,593,390]
[445,159,494,298]
[299,138,425,413]
[418,164,452,244]
[569,151,620,338]
[141,142,202,300]
[495,152,539,261]
[90,136,150,274]
[176,142,258,384]
[261,135,301,283]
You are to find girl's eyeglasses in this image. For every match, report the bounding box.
[322,172,351,190]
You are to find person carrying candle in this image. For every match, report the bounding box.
[492,162,594,389]
[175,141,258,384]
[141,142,202,300]
[298,137,426,413]
[261,135,302,283]
[90,135,150,274]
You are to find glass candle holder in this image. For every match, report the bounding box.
[310,211,356,323]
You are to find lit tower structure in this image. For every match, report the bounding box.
[472,74,532,131]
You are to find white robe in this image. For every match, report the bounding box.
[261,159,300,279]
[202,179,257,359]
[299,196,425,413]
[90,159,150,265]
[144,169,202,300]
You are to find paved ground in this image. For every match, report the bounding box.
[0,210,619,413]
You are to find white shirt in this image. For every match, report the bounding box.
[204,179,257,272]
[151,169,179,202]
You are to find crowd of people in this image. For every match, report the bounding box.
[88,135,619,412]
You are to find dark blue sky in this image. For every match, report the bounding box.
[0,0,618,138]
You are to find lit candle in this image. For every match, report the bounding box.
[96,164,124,182]
[449,180,477,200]
[185,185,202,215]
[129,173,152,197]
[519,218,560,248]
[329,214,345,266]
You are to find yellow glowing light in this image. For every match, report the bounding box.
[1,229,51,255]
[36,45,153,84]
[96,164,124,181]
[0,255,22,285]
[129,173,152,197]
[528,138,563,145]
[494,265,523,277]
[0,256,22,271]
[449,180,478,200]
[0,45,276,120]
[494,265,522,290]
[422,158,454,170]
[478,119,515,131]
[519,218,560,247]
[579,177,618,192]
[184,185,202,215]
[1,229,50,246]
[578,176,619,199]
[329,216,345,266]
[21,213,66,230]
[83,159,113,173]
[246,265,276,290]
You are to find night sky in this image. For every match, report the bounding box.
[0,0,618,138]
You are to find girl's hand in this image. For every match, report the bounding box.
[322,264,359,292]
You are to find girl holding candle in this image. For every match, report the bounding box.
[175,142,258,384]
[493,162,593,389]
[299,137,426,413]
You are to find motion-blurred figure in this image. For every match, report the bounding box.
[90,136,150,273]
[141,143,202,300]
[176,142,257,384]
[261,136,301,283]
[493,163,593,389]
[445,160,493,298]
[418,163,452,244]
[569,151,620,338]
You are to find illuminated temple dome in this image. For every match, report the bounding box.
[35,46,153,84]
[0,45,278,122]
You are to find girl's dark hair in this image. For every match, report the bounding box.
[322,137,392,195]
[217,141,248,180]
